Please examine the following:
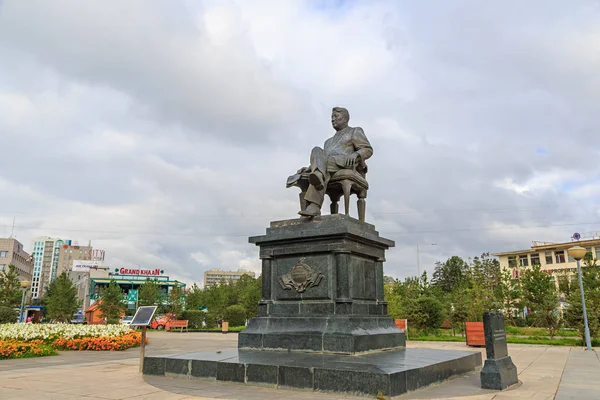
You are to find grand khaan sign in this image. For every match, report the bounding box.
[117,267,164,276]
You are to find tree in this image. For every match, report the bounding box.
[138,278,161,307]
[239,277,261,319]
[224,305,247,326]
[168,284,185,318]
[432,256,469,293]
[0,265,22,307]
[44,271,80,323]
[98,279,126,324]
[0,306,18,323]
[563,258,600,339]
[185,283,204,310]
[520,264,560,337]
[498,268,522,326]
[405,297,444,335]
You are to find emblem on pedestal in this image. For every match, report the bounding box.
[279,258,324,293]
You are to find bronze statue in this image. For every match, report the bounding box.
[287,107,372,218]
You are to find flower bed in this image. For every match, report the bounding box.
[0,340,56,359]
[0,324,145,359]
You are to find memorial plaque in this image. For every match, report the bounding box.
[130,306,158,326]
[480,312,518,390]
[485,313,509,360]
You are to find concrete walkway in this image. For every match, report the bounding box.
[0,332,597,399]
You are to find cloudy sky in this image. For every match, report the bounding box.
[1,0,600,285]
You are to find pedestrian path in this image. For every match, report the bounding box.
[0,332,597,399]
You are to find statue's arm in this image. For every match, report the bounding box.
[352,127,373,161]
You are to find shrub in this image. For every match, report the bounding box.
[181,310,205,329]
[0,306,18,324]
[224,305,247,327]
[407,297,444,335]
[204,312,218,329]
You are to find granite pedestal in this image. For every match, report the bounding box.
[480,312,518,390]
[143,215,483,396]
[143,347,482,397]
[238,214,403,354]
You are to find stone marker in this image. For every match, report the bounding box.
[480,312,518,390]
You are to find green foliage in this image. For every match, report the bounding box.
[405,297,444,335]
[138,278,162,307]
[181,310,206,329]
[432,256,469,293]
[44,272,80,323]
[224,305,247,327]
[0,306,18,323]
[0,265,23,307]
[98,279,126,324]
[563,260,600,339]
[183,275,261,320]
[520,264,560,337]
[204,311,218,329]
[185,283,203,310]
[168,285,185,319]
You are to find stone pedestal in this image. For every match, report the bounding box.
[480,312,518,390]
[238,214,405,354]
[144,214,484,397]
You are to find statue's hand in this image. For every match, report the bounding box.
[344,153,359,168]
[297,166,309,174]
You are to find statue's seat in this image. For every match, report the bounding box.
[292,169,368,222]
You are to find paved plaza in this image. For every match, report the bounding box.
[0,332,597,399]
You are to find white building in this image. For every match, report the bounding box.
[30,236,64,299]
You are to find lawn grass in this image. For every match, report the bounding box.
[409,335,600,347]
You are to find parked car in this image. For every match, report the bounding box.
[120,316,133,326]
[71,314,86,324]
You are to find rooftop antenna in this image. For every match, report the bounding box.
[9,217,15,238]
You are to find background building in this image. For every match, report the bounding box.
[203,268,256,287]
[30,236,64,299]
[88,268,185,311]
[0,237,34,280]
[57,242,94,276]
[493,238,600,284]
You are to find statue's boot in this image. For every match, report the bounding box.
[298,202,321,217]
[308,171,325,190]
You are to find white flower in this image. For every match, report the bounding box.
[0,323,133,341]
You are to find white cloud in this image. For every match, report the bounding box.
[2,0,600,285]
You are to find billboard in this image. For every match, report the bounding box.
[72,260,104,272]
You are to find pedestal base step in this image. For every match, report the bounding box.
[143,347,482,397]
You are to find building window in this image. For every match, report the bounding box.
[545,251,553,264]
[0,251,8,258]
[555,250,566,263]
[519,255,529,267]
[530,253,541,266]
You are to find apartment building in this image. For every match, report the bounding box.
[0,237,34,281]
[203,268,256,287]
[493,238,600,283]
[30,237,64,299]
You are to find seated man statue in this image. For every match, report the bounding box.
[288,107,373,217]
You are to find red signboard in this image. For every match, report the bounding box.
[119,267,162,276]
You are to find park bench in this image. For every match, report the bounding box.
[169,320,189,332]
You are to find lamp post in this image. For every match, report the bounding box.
[567,246,592,351]
[417,243,437,277]
[19,280,30,323]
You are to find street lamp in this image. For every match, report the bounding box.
[567,246,592,351]
[19,280,30,323]
[417,243,437,277]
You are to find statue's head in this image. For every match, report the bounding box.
[331,107,349,131]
